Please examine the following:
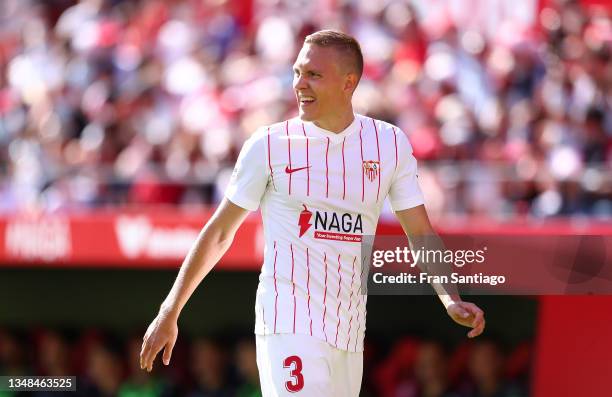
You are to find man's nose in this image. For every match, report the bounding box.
[294,75,308,90]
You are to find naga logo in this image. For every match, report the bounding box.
[297,204,363,242]
[298,205,312,237]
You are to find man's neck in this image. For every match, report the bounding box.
[313,110,355,133]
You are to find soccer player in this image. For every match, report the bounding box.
[140,30,485,396]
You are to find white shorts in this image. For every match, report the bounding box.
[255,333,363,397]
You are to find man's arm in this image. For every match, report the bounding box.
[394,205,485,338]
[139,198,250,371]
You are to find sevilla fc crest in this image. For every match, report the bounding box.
[363,160,380,182]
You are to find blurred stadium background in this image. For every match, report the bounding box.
[0,0,610,396]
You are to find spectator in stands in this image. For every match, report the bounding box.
[234,339,261,397]
[29,330,77,397]
[0,329,27,376]
[461,340,526,397]
[413,342,460,397]
[118,336,176,397]
[0,329,28,397]
[80,339,125,397]
[372,337,420,397]
[235,339,261,397]
[392,341,461,397]
[187,338,233,397]
[33,330,72,378]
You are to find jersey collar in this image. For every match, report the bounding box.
[303,114,360,143]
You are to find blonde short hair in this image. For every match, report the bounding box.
[304,30,364,79]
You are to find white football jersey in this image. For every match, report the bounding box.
[225,113,424,352]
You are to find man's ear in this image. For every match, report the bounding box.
[344,73,359,93]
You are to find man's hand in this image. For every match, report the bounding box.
[140,309,178,372]
[446,301,485,338]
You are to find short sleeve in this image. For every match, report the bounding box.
[388,130,425,211]
[225,129,269,211]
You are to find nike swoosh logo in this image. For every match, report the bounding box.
[285,165,311,174]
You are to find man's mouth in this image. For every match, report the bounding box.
[299,96,316,106]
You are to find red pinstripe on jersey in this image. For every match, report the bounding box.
[306,247,312,336]
[273,241,279,333]
[345,256,357,350]
[302,123,310,196]
[354,257,366,352]
[342,137,346,200]
[267,127,276,191]
[372,118,381,202]
[322,252,329,342]
[393,127,398,172]
[334,254,343,347]
[290,243,296,333]
[353,300,361,352]
[325,137,330,198]
[286,121,292,195]
[359,121,365,202]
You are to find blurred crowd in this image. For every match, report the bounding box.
[0,328,531,397]
[0,0,610,218]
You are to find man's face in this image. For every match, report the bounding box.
[292,44,355,124]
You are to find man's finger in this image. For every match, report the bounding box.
[472,311,484,328]
[162,340,175,365]
[471,327,483,337]
[142,338,160,372]
[461,303,484,323]
[141,344,152,370]
[478,319,486,334]
[149,345,163,372]
[468,319,485,338]
[145,347,157,372]
[139,340,149,369]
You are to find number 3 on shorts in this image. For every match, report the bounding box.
[283,355,304,392]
